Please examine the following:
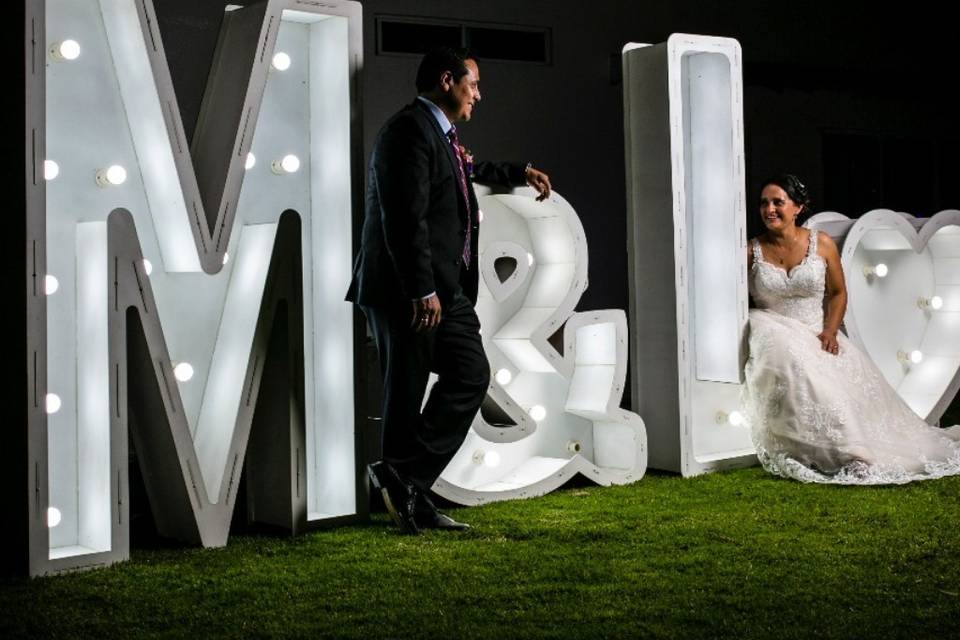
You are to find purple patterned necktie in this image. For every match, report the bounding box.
[446,125,472,268]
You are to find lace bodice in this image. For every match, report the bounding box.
[749,231,825,329]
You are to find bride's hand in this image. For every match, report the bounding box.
[818,330,840,356]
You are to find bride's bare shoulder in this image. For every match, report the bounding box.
[815,230,839,256]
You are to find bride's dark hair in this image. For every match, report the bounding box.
[761,173,812,222]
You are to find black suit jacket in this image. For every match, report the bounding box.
[346,100,526,309]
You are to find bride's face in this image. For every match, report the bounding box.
[759,184,802,231]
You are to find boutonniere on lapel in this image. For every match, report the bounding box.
[459,145,474,178]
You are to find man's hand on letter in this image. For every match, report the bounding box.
[412,294,442,332]
[525,166,552,202]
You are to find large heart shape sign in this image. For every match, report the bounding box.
[811,209,960,423]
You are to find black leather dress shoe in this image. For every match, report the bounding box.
[367,462,419,535]
[416,510,471,531]
[415,492,470,531]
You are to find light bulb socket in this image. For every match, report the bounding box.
[96,166,127,187]
[918,296,943,310]
[49,40,80,61]
[472,449,501,468]
[863,264,888,278]
[271,155,301,174]
[897,349,923,365]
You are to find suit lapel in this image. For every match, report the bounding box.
[412,100,469,222]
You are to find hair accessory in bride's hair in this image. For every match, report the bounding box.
[763,173,812,214]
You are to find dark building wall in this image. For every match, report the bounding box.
[156,0,958,315]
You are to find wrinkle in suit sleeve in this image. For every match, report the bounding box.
[373,119,436,299]
[472,160,527,186]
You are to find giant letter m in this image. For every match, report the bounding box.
[14,0,364,575]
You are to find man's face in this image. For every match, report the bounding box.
[442,58,481,122]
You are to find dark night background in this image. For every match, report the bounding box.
[153,0,960,319]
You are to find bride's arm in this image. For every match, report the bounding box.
[818,231,847,354]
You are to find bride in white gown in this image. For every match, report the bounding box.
[743,174,960,484]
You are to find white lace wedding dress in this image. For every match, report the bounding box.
[743,231,960,484]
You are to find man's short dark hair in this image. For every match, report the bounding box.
[415,46,476,93]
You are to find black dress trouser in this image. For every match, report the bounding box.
[361,292,490,491]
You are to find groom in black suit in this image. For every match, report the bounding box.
[346,47,552,533]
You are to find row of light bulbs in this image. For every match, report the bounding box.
[45,40,301,184]
[863,264,945,310]
[492,368,547,422]
[44,359,194,416]
[863,263,938,365]
[472,439,582,469]
[44,151,302,187]
[51,39,295,73]
[45,254,225,298]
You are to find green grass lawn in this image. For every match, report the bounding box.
[2,467,959,639]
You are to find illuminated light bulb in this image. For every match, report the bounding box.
[863,263,888,278]
[715,410,745,426]
[44,160,60,180]
[918,296,943,310]
[472,450,501,468]
[271,154,300,174]
[245,153,256,170]
[44,275,59,295]
[897,349,923,365]
[271,52,291,71]
[494,368,512,385]
[566,440,582,454]
[50,39,81,61]
[47,507,62,528]
[173,362,195,382]
[95,164,127,187]
[527,253,534,266]
[222,252,230,265]
[142,258,153,276]
[45,393,62,414]
[530,405,547,422]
